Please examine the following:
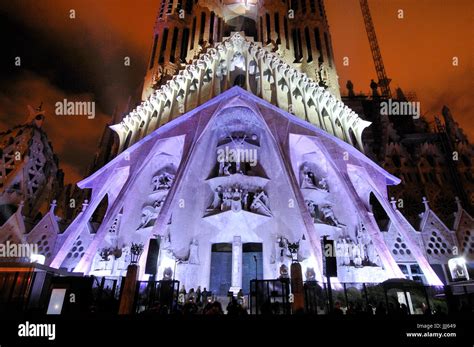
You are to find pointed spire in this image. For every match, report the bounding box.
[390,197,397,210]
[49,199,57,213]
[454,196,463,213]
[27,104,45,127]
[422,196,430,212]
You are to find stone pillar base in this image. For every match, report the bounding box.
[290,262,305,313]
[118,264,139,315]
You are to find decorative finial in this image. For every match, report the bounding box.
[287,241,300,263]
[49,199,57,213]
[390,197,397,210]
[26,104,45,127]
[454,196,462,212]
[81,199,89,212]
[422,196,430,212]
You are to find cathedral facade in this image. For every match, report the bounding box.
[1,0,473,295]
[49,84,444,291]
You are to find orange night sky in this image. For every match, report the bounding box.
[0,0,472,184]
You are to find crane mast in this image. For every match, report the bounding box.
[359,0,392,99]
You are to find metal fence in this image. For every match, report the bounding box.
[245,279,464,316]
[249,279,291,314]
[1,269,472,316]
[0,271,37,313]
[90,276,124,314]
[134,280,180,314]
[303,281,455,315]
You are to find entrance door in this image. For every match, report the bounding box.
[242,243,263,294]
[209,243,232,296]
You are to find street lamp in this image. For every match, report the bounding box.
[130,243,144,265]
[448,257,470,281]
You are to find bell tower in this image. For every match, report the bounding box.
[141,0,340,100]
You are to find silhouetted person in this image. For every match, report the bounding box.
[203,302,213,315]
[388,303,396,315]
[375,303,386,315]
[183,298,198,315]
[196,286,202,304]
[346,80,355,98]
[332,301,344,316]
[226,298,247,316]
[346,303,356,315]
[205,301,223,315]
[399,303,409,315]
[260,299,273,315]
[201,288,209,303]
[366,304,374,315]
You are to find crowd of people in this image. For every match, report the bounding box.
[137,285,465,316]
[140,286,248,316]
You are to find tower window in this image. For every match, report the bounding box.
[318,0,324,17]
[304,27,312,62]
[199,12,206,45]
[210,12,215,44]
[191,17,196,49]
[291,0,299,12]
[159,0,166,18]
[266,13,271,44]
[298,29,303,62]
[180,28,190,62]
[217,17,222,41]
[158,28,169,64]
[309,0,316,13]
[274,13,281,45]
[169,28,179,63]
[185,0,193,14]
[283,16,289,49]
[301,0,307,13]
[260,17,264,43]
[314,27,323,63]
[292,29,303,62]
[324,32,332,67]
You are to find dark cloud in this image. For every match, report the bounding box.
[0,0,157,183]
[0,71,109,183]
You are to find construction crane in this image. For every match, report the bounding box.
[359,0,392,99]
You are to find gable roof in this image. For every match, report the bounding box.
[79,87,399,190]
[420,208,452,233]
[453,206,474,230]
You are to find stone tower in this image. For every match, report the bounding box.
[142,0,340,100]
[0,106,64,223]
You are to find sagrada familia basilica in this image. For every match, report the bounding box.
[1,0,473,294]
